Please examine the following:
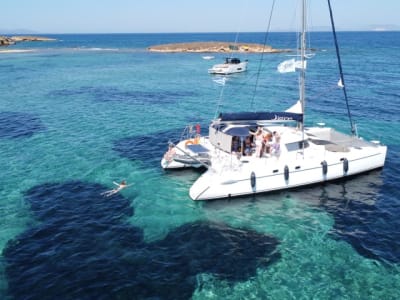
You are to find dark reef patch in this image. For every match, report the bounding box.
[0,111,45,139]
[3,181,280,300]
[113,128,183,169]
[49,86,196,105]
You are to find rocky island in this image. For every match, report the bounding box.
[0,35,56,47]
[148,41,290,53]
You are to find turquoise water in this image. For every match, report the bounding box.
[0,32,400,299]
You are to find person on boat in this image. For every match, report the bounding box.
[101,180,130,197]
[231,136,241,153]
[164,144,176,162]
[195,123,201,134]
[250,127,264,157]
[272,131,280,143]
[243,136,254,156]
[271,131,281,155]
[263,133,273,154]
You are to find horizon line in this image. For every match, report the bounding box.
[2,29,400,35]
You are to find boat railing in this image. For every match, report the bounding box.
[179,124,201,142]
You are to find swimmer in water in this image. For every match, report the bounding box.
[101,180,131,197]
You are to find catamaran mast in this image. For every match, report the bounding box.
[299,0,306,117]
[300,0,307,147]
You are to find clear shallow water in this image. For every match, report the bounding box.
[0,32,400,299]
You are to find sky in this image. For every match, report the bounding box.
[2,0,400,34]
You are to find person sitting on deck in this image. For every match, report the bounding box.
[231,136,241,153]
[243,136,254,156]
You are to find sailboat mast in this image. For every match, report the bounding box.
[299,0,306,112]
[299,0,307,140]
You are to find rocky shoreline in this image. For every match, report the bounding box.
[0,37,289,54]
[0,35,56,47]
[148,41,290,53]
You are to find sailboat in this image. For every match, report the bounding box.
[161,0,387,201]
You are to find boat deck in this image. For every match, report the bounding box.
[307,128,374,149]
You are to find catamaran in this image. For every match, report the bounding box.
[161,0,387,200]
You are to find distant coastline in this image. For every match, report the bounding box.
[148,41,290,53]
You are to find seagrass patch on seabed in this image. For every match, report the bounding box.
[3,181,281,300]
[113,128,183,169]
[49,86,196,104]
[0,111,46,139]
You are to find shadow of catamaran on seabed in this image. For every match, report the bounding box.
[290,146,400,264]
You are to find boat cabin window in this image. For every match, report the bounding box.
[211,123,227,131]
[227,58,241,64]
[285,140,309,152]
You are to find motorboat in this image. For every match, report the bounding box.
[208,57,248,75]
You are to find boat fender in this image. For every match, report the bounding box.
[250,171,256,189]
[343,158,349,173]
[321,160,328,175]
[284,165,289,181]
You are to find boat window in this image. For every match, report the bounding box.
[224,126,251,137]
[285,140,309,152]
[212,123,227,131]
[230,58,240,64]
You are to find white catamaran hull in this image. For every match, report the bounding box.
[189,143,386,200]
[162,124,387,200]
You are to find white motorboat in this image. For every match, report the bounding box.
[161,0,387,200]
[208,57,248,75]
